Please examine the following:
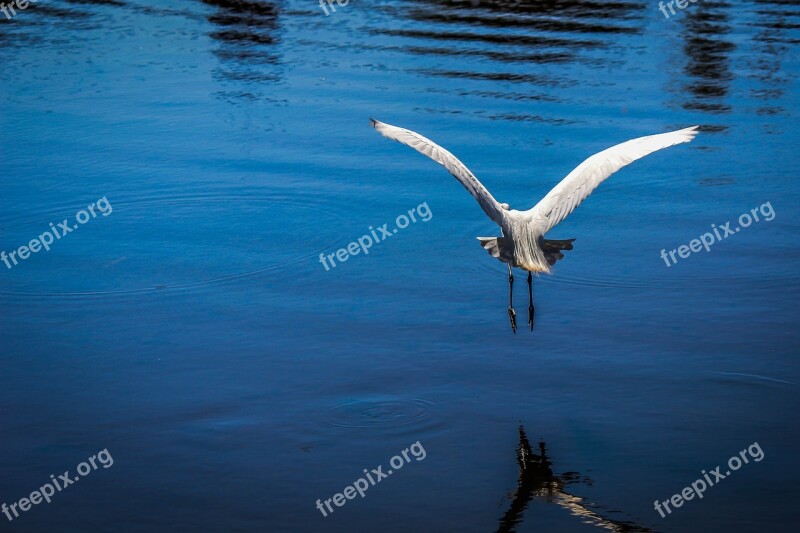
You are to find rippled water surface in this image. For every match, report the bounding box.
[1,1,799,531]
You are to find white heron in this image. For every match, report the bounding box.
[371,119,699,333]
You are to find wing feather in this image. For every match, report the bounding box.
[528,126,699,233]
[371,118,507,226]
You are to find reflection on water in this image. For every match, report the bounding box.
[677,1,734,116]
[402,0,645,35]
[668,0,800,127]
[201,0,283,98]
[369,0,648,122]
[498,427,653,533]
[747,1,799,122]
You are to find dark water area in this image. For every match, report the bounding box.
[1,0,798,531]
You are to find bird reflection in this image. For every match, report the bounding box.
[497,427,654,533]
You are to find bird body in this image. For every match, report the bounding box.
[477,215,574,273]
[371,118,699,331]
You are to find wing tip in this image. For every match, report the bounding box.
[676,125,700,143]
[370,117,381,129]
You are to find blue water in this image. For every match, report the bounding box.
[1,1,799,531]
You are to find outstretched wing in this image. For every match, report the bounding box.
[528,126,699,234]
[371,118,507,227]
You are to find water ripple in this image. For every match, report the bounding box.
[320,397,435,430]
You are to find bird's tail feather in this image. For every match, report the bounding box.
[478,236,516,263]
[478,237,502,259]
[541,238,575,266]
[477,237,575,267]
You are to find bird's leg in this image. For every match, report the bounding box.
[528,271,535,332]
[508,264,517,334]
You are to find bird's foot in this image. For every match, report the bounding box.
[508,307,518,334]
[528,306,534,332]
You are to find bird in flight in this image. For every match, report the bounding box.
[371,119,699,333]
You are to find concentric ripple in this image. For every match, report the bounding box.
[320,397,435,430]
